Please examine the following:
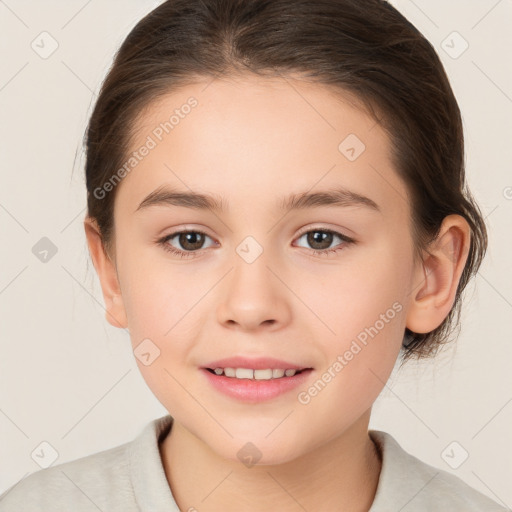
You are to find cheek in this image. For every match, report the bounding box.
[294,243,408,393]
[296,244,408,342]
[294,290,405,438]
[119,251,206,339]
[117,254,204,378]
[123,264,203,411]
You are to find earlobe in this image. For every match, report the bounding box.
[405,214,471,334]
[84,217,128,329]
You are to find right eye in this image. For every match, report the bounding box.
[157,230,217,258]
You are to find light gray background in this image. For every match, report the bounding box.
[1,0,511,505]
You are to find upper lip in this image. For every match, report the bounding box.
[202,356,312,371]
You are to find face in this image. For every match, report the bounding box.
[105,75,419,464]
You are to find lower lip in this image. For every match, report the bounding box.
[200,368,314,403]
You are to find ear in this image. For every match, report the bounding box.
[406,214,471,334]
[84,216,128,329]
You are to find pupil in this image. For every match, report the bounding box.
[309,231,332,250]
[180,232,204,250]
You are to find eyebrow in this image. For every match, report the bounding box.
[134,185,381,214]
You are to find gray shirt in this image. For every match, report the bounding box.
[0,414,508,511]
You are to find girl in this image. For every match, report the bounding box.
[1,0,508,510]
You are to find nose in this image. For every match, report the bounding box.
[216,254,292,332]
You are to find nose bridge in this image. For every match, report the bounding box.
[216,234,291,330]
[230,234,277,300]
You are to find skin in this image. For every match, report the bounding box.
[84,74,471,511]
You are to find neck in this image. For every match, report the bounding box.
[159,409,382,512]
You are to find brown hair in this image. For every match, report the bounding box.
[84,0,488,364]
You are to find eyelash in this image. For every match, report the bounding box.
[157,227,355,259]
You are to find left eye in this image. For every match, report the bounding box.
[294,229,354,255]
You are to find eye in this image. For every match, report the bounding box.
[294,228,355,256]
[157,229,217,259]
[157,227,355,259]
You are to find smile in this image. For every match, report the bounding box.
[202,367,314,402]
[206,367,309,379]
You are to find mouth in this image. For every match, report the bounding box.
[200,366,314,402]
[204,367,312,380]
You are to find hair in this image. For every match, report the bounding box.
[84,0,488,365]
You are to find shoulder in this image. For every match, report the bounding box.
[0,441,136,512]
[369,430,510,512]
[0,415,177,512]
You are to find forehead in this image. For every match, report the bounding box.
[116,74,409,221]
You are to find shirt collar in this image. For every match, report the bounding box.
[128,415,437,511]
[368,429,441,511]
[128,414,180,512]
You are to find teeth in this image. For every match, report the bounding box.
[254,370,272,380]
[211,367,301,379]
[235,368,253,379]
[254,369,273,380]
[224,368,236,377]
